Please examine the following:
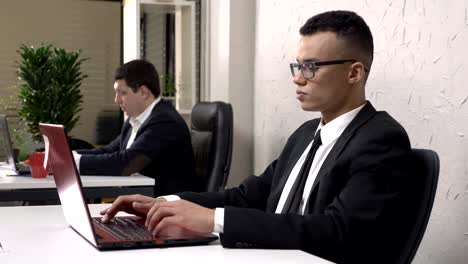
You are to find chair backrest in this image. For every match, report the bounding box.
[395,148,439,264]
[190,101,233,192]
[69,138,95,150]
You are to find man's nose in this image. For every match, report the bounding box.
[293,70,307,86]
[114,94,120,104]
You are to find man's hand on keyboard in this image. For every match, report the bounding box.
[100,194,165,223]
[133,199,215,236]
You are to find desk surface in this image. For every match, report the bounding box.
[0,174,154,190]
[0,204,333,264]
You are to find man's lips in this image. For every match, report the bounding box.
[296,90,307,100]
[296,90,307,95]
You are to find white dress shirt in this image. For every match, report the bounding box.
[165,103,366,233]
[72,97,161,171]
[126,97,160,149]
[274,104,365,214]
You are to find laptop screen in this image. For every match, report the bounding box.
[39,123,98,247]
[39,123,218,250]
[0,115,17,171]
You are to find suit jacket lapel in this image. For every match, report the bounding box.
[135,99,165,138]
[268,119,320,211]
[120,121,132,151]
[309,102,378,194]
[119,99,165,152]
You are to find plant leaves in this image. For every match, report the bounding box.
[16,44,87,141]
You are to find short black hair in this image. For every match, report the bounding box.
[114,59,160,97]
[300,10,374,69]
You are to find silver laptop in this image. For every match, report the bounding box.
[39,123,218,250]
[0,115,30,175]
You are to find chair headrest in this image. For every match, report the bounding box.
[191,102,222,131]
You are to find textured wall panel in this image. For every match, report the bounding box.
[254,1,468,263]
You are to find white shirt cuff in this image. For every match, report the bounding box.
[213,208,224,233]
[72,151,81,171]
[160,195,180,202]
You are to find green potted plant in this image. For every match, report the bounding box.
[16,44,87,143]
[160,73,176,106]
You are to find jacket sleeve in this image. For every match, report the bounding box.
[76,134,122,155]
[177,159,277,209]
[78,119,178,176]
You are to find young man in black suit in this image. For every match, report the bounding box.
[99,11,411,263]
[73,59,200,196]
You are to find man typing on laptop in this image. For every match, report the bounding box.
[72,60,200,196]
[100,10,410,263]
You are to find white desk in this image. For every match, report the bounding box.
[0,204,333,264]
[0,175,155,202]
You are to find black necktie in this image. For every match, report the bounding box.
[282,129,322,214]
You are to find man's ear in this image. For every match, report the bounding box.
[348,62,365,84]
[139,85,151,98]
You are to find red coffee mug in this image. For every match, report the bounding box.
[29,152,48,178]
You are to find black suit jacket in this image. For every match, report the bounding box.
[78,99,200,196]
[178,102,411,263]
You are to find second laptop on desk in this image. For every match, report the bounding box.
[0,115,30,175]
[39,123,218,250]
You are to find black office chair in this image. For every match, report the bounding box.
[394,148,439,264]
[190,101,233,192]
[68,137,95,150]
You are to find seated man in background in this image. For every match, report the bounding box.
[73,59,200,196]
[99,11,411,263]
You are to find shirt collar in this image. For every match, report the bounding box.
[129,97,161,128]
[316,102,367,145]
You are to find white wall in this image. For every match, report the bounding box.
[254,0,468,263]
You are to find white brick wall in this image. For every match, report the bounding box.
[254,1,468,263]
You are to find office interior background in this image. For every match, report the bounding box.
[0,0,466,263]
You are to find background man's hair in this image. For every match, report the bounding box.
[114,59,160,97]
[300,10,374,70]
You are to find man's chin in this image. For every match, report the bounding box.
[300,103,320,112]
[123,111,133,118]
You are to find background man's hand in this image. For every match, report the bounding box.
[132,199,215,235]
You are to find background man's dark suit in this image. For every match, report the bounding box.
[78,99,200,196]
[177,102,411,263]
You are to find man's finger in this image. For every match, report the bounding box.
[145,200,169,226]
[101,205,118,223]
[133,201,152,214]
[153,216,178,236]
[133,194,155,204]
[99,208,108,215]
[145,202,160,227]
[101,204,119,223]
[100,195,130,223]
[147,207,176,232]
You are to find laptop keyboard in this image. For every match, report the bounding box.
[93,217,153,240]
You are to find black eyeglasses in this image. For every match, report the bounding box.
[290,60,369,80]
